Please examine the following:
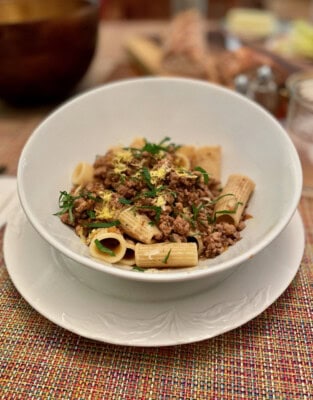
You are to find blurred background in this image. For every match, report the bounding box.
[100,0,312,20]
[0,0,313,109]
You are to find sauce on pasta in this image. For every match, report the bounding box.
[55,137,255,268]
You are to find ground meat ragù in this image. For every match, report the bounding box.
[55,137,255,267]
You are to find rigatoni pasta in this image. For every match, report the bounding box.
[89,229,126,263]
[118,207,161,244]
[191,146,221,181]
[176,145,196,165]
[214,174,255,226]
[120,240,136,266]
[72,162,94,186]
[55,137,255,270]
[135,242,198,268]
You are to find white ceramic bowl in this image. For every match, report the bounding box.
[17,77,302,284]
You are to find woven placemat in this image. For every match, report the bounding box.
[1,198,312,399]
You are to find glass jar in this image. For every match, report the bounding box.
[286,73,313,197]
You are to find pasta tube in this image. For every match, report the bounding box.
[118,207,161,244]
[192,146,221,182]
[72,162,94,186]
[120,240,136,266]
[214,174,255,226]
[187,233,204,255]
[89,229,126,264]
[130,137,145,149]
[135,242,198,268]
[107,145,123,154]
[174,152,191,169]
[176,145,196,165]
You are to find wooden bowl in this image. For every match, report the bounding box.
[0,0,99,105]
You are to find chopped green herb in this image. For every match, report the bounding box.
[141,188,157,198]
[119,197,133,205]
[87,220,120,229]
[162,249,172,264]
[126,137,179,156]
[54,191,81,223]
[132,266,145,272]
[188,218,196,229]
[140,185,166,199]
[214,202,243,218]
[207,214,215,224]
[54,191,102,223]
[209,193,236,205]
[192,203,205,221]
[119,174,127,184]
[141,142,164,155]
[159,137,181,152]
[141,167,154,190]
[94,239,116,256]
[159,136,171,146]
[141,137,171,155]
[86,210,96,219]
[86,193,101,202]
[138,205,162,223]
[194,166,209,185]
[176,167,194,176]
[208,201,243,224]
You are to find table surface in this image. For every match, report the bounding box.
[1,20,313,399]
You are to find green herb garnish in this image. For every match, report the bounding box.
[126,137,180,156]
[140,185,166,199]
[208,193,236,205]
[87,220,120,229]
[141,167,154,190]
[194,166,209,185]
[191,203,205,221]
[54,191,80,223]
[132,266,145,272]
[141,137,171,155]
[54,191,101,223]
[119,174,127,184]
[85,193,102,202]
[140,188,157,198]
[214,202,243,218]
[208,201,243,224]
[94,239,116,256]
[159,137,171,146]
[138,205,162,224]
[162,249,172,264]
[118,197,133,205]
[86,210,96,219]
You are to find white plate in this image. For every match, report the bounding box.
[4,205,304,347]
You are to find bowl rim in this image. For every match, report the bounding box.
[17,77,303,282]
